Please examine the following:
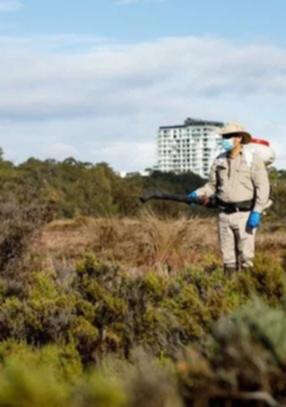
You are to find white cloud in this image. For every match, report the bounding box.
[0,0,23,12]
[43,143,79,161]
[91,141,156,170]
[0,34,285,170]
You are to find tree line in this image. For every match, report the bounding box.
[0,148,285,220]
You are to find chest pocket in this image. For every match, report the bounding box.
[238,157,252,178]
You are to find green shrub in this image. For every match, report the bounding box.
[178,298,286,405]
[0,362,68,407]
[71,372,127,407]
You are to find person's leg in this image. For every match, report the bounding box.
[232,212,256,270]
[218,212,237,273]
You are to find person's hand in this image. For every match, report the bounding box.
[200,194,210,206]
[246,211,261,229]
[187,191,198,203]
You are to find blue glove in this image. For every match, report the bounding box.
[187,191,198,203]
[246,211,261,229]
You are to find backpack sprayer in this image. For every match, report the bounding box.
[244,138,275,166]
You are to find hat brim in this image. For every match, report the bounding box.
[221,131,252,144]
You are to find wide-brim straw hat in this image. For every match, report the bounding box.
[219,122,252,144]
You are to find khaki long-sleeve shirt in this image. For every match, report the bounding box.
[196,148,270,212]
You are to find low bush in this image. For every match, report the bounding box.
[1,297,286,406]
[177,298,286,405]
[0,250,284,369]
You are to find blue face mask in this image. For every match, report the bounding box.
[222,138,235,152]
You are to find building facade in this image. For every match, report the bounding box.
[155,117,224,178]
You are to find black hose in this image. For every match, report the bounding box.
[139,191,217,208]
[140,192,191,205]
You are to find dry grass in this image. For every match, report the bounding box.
[32,214,286,276]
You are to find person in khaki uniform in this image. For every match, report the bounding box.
[188,123,270,273]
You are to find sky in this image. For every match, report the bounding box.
[0,0,286,170]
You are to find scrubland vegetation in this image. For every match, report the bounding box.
[0,151,285,405]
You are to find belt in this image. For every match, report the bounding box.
[217,199,254,214]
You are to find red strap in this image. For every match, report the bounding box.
[250,138,269,147]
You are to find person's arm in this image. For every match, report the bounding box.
[251,156,270,213]
[192,161,217,198]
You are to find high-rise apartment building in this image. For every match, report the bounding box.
[155,117,224,178]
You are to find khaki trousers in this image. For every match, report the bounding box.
[218,211,256,269]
